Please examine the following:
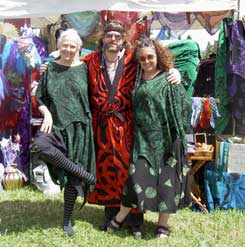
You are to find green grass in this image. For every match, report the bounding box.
[0,186,244,247]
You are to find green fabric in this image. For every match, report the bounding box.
[167,39,201,96]
[214,18,233,134]
[36,62,96,186]
[37,62,91,130]
[131,72,192,174]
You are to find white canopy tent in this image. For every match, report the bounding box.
[0,0,240,18]
[0,0,243,52]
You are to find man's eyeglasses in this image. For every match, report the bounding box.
[105,32,122,41]
[138,55,155,62]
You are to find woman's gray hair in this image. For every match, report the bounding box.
[57,28,83,49]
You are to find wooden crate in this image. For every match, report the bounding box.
[190,145,214,160]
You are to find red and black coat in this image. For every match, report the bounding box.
[83,50,136,206]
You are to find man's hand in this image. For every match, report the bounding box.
[167,68,181,85]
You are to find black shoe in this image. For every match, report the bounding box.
[99,219,110,231]
[63,220,74,237]
[129,226,143,239]
[106,216,124,232]
[155,225,170,238]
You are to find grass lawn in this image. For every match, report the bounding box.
[0,186,244,247]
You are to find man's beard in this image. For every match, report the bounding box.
[103,43,122,53]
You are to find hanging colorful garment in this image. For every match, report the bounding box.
[63,11,100,38]
[153,12,196,39]
[167,39,201,96]
[191,97,203,128]
[0,39,25,130]
[226,20,245,135]
[100,10,147,43]
[1,36,45,178]
[32,36,48,63]
[204,170,245,212]
[0,34,7,69]
[200,98,211,129]
[215,18,233,134]
[0,136,20,167]
[0,69,9,106]
[191,97,220,130]
[195,10,233,35]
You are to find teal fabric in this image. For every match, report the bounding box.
[64,11,100,38]
[216,141,230,172]
[167,39,201,96]
[204,170,245,212]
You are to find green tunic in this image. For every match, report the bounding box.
[36,62,96,188]
[121,72,192,212]
[131,72,191,173]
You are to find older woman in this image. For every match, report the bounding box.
[106,37,192,238]
[32,29,96,236]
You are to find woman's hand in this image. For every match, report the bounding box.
[39,106,53,133]
[39,63,48,75]
[167,68,181,85]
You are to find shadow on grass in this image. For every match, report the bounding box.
[0,195,158,239]
[0,198,104,235]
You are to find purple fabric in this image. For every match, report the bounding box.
[17,88,31,179]
[32,36,48,62]
[228,20,245,79]
[228,74,245,135]
[153,12,196,39]
[0,69,9,97]
[7,41,18,72]
[155,12,195,30]
[226,20,245,135]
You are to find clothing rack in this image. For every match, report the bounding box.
[191,96,220,104]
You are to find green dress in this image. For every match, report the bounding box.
[36,62,96,189]
[121,72,192,212]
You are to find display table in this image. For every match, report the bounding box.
[188,144,214,176]
[188,145,214,213]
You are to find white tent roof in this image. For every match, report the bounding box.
[0,0,239,18]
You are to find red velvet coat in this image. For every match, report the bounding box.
[83,50,136,206]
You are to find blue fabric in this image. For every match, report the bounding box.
[0,75,4,100]
[1,40,14,71]
[156,26,171,40]
[204,170,245,212]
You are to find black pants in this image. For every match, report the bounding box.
[31,129,95,186]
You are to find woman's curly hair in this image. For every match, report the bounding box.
[134,37,173,72]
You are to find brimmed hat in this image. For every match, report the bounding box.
[104,20,126,34]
